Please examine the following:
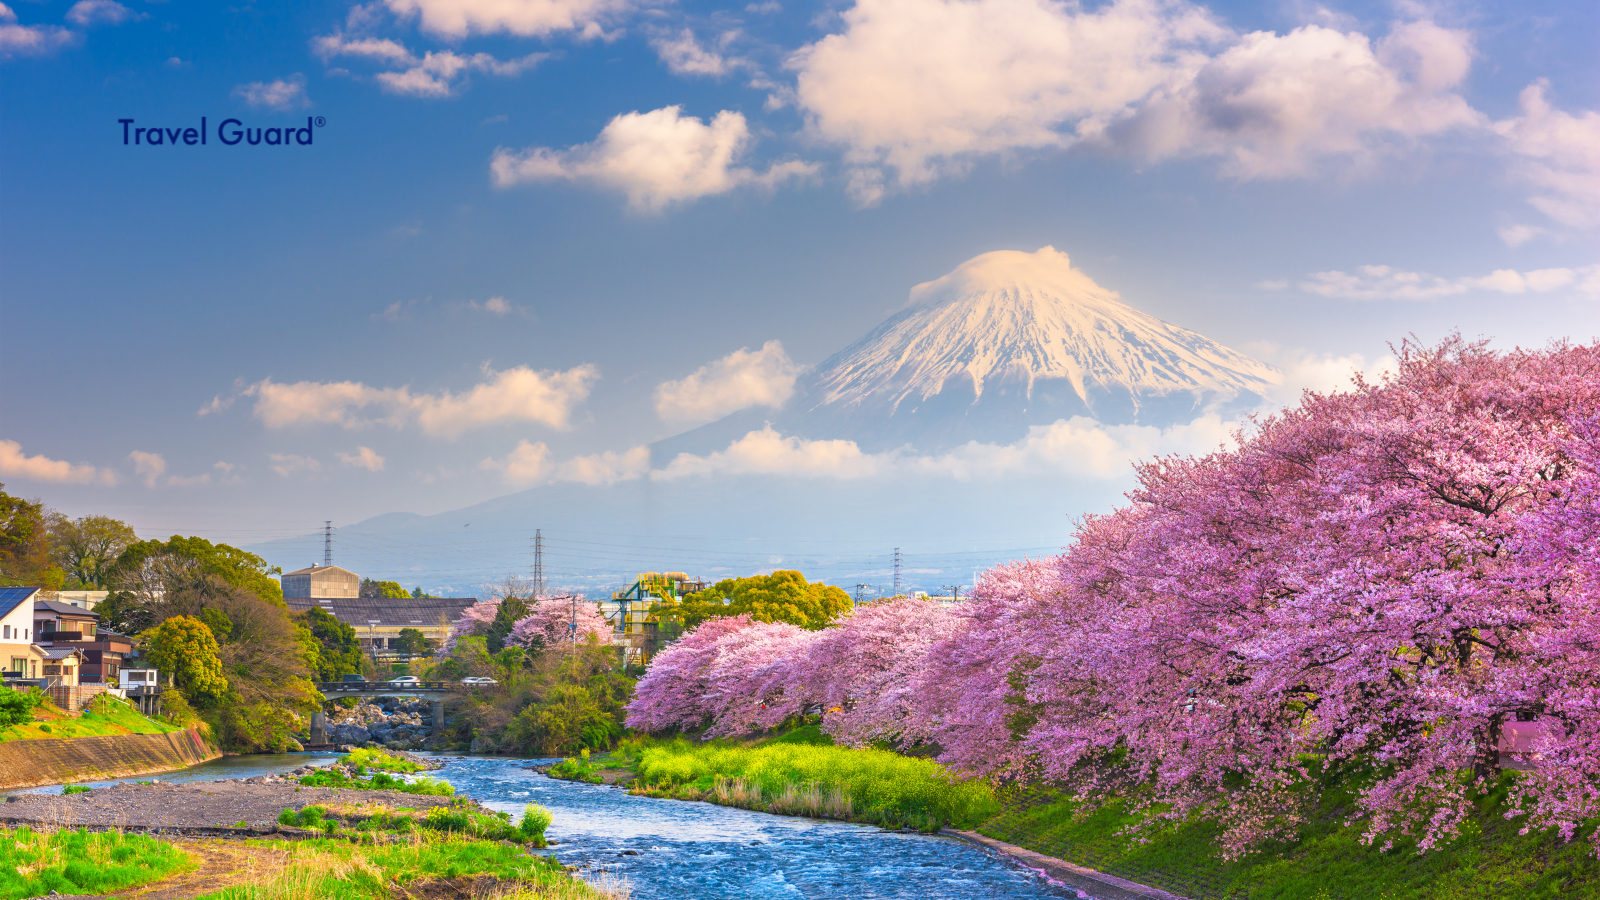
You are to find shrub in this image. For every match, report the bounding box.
[519,805,553,846]
[0,688,42,727]
[61,785,90,795]
[343,748,422,773]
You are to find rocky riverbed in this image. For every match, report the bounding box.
[326,698,436,749]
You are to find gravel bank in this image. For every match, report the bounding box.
[0,779,462,830]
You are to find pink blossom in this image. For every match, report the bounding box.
[507,595,611,650]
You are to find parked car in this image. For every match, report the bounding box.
[461,677,497,685]
[341,674,366,683]
[388,675,421,684]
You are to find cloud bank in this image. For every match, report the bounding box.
[655,340,803,423]
[0,440,116,485]
[241,364,599,436]
[1299,263,1600,300]
[491,106,818,212]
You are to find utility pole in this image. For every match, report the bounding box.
[854,583,871,604]
[892,548,902,596]
[532,529,546,599]
[323,521,333,566]
[942,584,961,603]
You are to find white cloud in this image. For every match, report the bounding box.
[269,453,321,477]
[483,439,551,484]
[491,106,819,213]
[1494,80,1600,230]
[789,0,1481,204]
[654,340,803,423]
[557,446,651,485]
[1102,20,1481,179]
[314,34,543,97]
[652,28,742,77]
[655,426,893,479]
[338,446,386,471]
[129,450,166,488]
[376,50,544,98]
[1498,224,1554,247]
[465,296,523,315]
[1298,263,1600,300]
[381,0,627,38]
[243,363,598,436]
[0,4,74,56]
[482,442,650,486]
[233,75,311,110]
[0,440,116,485]
[65,0,137,27]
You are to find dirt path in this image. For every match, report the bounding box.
[109,839,292,900]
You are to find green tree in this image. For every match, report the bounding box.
[107,535,283,606]
[486,595,529,654]
[395,627,430,654]
[296,607,363,680]
[0,484,62,589]
[145,615,229,704]
[199,607,233,641]
[672,570,852,631]
[360,578,409,599]
[47,514,137,588]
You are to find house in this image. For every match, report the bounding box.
[40,590,110,611]
[33,599,128,684]
[38,646,83,687]
[119,668,164,717]
[0,587,46,678]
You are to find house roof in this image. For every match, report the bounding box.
[282,564,359,578]
[0,586,40,619]
[37,646,82,661]
[285,596,476,628]
[34,599,100,619]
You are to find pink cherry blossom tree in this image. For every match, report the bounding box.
[507,595,612,651]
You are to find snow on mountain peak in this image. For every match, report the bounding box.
[807,246,1282,416]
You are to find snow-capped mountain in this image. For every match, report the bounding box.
[657,247,1281,456]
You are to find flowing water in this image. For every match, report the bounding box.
[23,752,1073,899]
[425,754,1072,900]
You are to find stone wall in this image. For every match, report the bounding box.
[0,727,219,791]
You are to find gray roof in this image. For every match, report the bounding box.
[34,599,99,619]
[37,646,82,661]
[285,596,476,628]
[0,587,40,619]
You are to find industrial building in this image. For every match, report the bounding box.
[603,571,708,665]
[281,564,473,656]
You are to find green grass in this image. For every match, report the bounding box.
[298,769,454,796]
[0,693,180,743]
[340,748,422,773]
[280,801,553,847]
[193,834,617,900]
[0,826,195,899]
[623,731,998,831]
[980,777,1600,900]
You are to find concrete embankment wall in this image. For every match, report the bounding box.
[0,728,219,791]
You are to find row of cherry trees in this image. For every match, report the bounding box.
[446,595,611,653]
[626,338,1600,856]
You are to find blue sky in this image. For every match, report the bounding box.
[3,0,1598,588]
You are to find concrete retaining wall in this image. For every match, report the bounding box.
[948,829,1193,900]
[0,728,219,790]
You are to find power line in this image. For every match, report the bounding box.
[323,521,333,566]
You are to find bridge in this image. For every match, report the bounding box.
[310,681,492,746]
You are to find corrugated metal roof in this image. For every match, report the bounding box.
[284,596,476,628]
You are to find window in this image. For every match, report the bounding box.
[3,625,8,639]
[44,665,61,676]
[7,657,23,672]
[127,671,147,682]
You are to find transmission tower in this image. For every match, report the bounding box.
[323,521,333,566]
[532,529,545,598]
[854,583,871,604]
[892,548,902,596]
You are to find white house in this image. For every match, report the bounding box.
[0,587,45,678]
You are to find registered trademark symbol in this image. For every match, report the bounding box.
[314,116,327,128]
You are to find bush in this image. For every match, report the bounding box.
[61,785,90,795]
[0,826,191,899]
[519,805,553,846]
[0,688,43,727]
[342,748,422,773]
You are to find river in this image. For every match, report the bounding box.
[26,753,1074,899]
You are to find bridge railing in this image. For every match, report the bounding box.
[316,681,479,691]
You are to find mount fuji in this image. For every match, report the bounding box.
[656,247,1282,458]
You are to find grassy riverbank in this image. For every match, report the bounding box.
[980,779,1600,900]
[555,727,998,831]
[0,693,181,743]
[0,825,194,899]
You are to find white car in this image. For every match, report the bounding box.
[461,677,497,685]
[388,675,421,684]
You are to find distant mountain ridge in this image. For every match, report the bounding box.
[656,247,1281,457]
